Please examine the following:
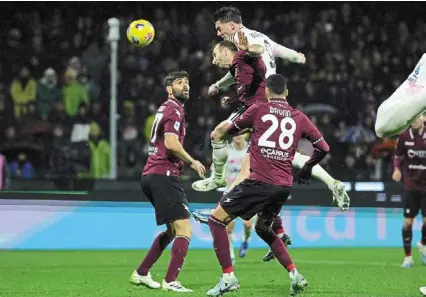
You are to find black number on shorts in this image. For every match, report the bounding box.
[264,40,276,69]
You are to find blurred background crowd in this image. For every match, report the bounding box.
[0,2,422,182]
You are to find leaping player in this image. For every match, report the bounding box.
[192,6,349,261]
[375,54,426,138]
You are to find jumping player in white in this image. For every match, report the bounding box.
[193,6,349,216]
[375,54,426,138]
[221,134,255,264]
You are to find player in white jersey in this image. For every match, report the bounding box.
[222,134,255,264]
[193,6,350,213]
[375,54,426,138]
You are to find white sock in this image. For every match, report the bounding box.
[228,233,235,259]
[293,152,335,190]
[211,141,228,181]
[289,268,298,277]
[223,272,235,280]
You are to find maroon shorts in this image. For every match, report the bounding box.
[220,179,291,223]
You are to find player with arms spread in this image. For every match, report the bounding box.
[193,5,349,217]
[392,114,426,268]
[206,74,329,297]
[129,71,206,293]
[375,54,426,138]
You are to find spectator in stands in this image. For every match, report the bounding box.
[142,103,156,143]
[78,66,100,103]
[89,101,108,136]
[70,102,91,143]
[8,152,35,179]
[48,101,72,137]
[10,66,37,118]
[36,68,61,120]
[88,122,110,179]
[63,68,89,117]
[0,153,11,190]
[0,92,16,141]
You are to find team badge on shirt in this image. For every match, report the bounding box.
[174,121,180,131]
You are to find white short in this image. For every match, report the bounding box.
[375,80,426,138]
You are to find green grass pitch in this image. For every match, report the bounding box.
[1,248,425,297]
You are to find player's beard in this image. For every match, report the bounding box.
[173,88,189,103]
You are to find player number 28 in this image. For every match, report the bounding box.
[150,113,164,142]
[258,114,296,150]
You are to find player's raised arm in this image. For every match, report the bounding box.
[392,137,404,182]
[270,40,306,64]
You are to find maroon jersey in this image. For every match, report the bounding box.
[230,51,267,107]
[230,99,329,186]
[393,127,426,190]
[143,98,186,177]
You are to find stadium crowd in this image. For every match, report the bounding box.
[0,2,422,180]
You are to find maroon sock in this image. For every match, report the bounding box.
[422,224,426,246]
[164,236,190,283]
[402,226,412,256]
[270,237,296,272]
[272,216,285,235]
[137,231,173,276]
[208,215,233,273]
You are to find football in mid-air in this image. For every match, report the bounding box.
[126,19,155,47]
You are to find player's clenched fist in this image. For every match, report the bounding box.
[297,52,306,64]
[392,168,402,182]
[190,160,206,179]
[208,84,219,96]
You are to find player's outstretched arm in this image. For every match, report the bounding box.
[392,137,404,182]
[165,133,206,178]
[272,42,305,64]
[209,72,236,96]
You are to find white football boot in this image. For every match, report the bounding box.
[162,279,194,293]
[417,241,426,265]
[129,270,161,289]
[400,256,414,268]
[331,180,350,211]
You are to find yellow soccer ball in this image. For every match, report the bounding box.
[126,19,155,47]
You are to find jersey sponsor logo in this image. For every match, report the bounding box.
[174,121,180,131]
[408,164,426,170]
[260,147,290,160]
[404,141,415,146]
[407,149,426,158]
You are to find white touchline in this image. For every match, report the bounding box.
[293,259,395,267]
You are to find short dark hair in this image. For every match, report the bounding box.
[165,71,189,87]
[266,74,288,95]
[214,40,238,53]
[213,6,242,24]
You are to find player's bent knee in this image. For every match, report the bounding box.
[172,219,192,238]
[211,205,233,224]
[255,225,275,245]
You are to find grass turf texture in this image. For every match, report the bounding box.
[1,248,425,297]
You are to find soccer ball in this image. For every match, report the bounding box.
[126,19,155,47]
